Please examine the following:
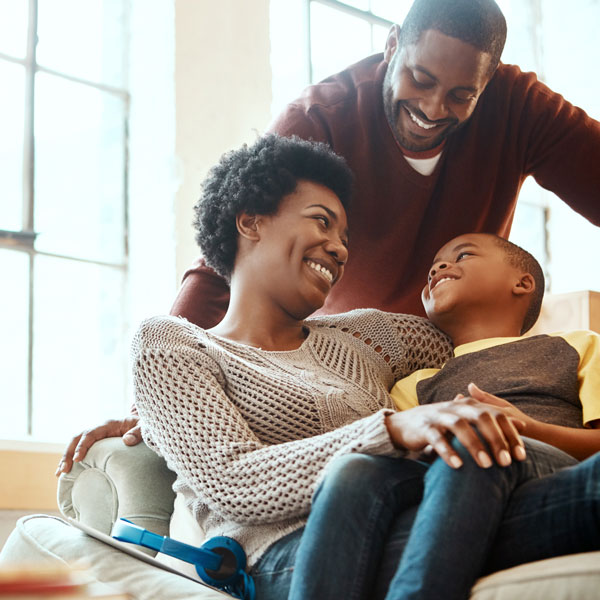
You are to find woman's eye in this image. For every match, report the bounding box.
[315,215,329,227]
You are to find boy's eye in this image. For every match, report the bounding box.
[456,251,472,261]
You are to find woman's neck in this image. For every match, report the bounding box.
[208,280,308,351]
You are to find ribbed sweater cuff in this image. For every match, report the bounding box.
[351,408,401,457]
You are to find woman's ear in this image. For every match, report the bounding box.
[236,212,261,241]
[384,24,401,64]
[513,273,535,297]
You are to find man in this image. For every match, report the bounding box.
[172,0,600,328]
[57,0,600,470]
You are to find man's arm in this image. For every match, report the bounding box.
[169,258,230,328]
[520,74,600,225]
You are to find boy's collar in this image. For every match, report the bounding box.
[453,335,525,357]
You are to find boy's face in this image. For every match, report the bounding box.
[421,233,523,330]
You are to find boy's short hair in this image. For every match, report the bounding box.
[490,235,545,334]
[193,135,354,280]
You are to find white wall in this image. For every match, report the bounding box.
[127,0,272,325]
[173,0,273,282]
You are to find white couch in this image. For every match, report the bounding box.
[1,437,599,599]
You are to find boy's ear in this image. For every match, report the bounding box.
[236,212,261,241]
[512,273,535,297]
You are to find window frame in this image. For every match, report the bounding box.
[0,0,130,437]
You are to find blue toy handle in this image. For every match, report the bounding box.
[112,518,222,571]
[112,518,255,600]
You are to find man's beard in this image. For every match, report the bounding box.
[382,70,462,152]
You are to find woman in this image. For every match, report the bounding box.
[132,135,599,600]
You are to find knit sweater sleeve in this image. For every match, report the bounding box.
[132,317,396,525]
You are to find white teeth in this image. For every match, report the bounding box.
[307,260,333,283]
[408,110,436,130]
[433,276,454,290]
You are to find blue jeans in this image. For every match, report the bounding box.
[250,439,598,600]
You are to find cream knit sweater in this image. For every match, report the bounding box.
[132,309,452,566]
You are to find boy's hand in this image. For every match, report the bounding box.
[386,394,527,469]
[467,382,534,432]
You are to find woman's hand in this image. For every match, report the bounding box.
[386,391,527,470]
[55,415,142,476]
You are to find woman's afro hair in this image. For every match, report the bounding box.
[193,134,354,280]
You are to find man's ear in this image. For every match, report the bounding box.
[384,24,401,64]
[513,273,535,297]
[236,212,261,241]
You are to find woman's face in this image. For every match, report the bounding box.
[251,179,349,319]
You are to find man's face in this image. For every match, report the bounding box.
[383,28,493,152]
[421,233,522,331]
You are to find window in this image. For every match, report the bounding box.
[0,0,130,441]
[308,0,410,84]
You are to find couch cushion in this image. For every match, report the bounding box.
[0,515,229,600]
[470,551,600,599]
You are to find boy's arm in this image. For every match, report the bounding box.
[468,383,600,460]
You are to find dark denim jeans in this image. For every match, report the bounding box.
[250,438,599,600]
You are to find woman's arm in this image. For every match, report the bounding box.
[133,319,397,525]
[134,318,527,526]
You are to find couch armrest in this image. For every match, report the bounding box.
[57,438,176,542]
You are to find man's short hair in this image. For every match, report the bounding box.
[399,0,507,77]
[490,235,546,334]
[193,135,354,280]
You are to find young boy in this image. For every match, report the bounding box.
[391,232,600,460]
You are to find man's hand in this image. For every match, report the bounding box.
[386,392,527,469]
[55,415,141,476]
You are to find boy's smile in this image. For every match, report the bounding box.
[428,273,458,293]
[422,233,530,341]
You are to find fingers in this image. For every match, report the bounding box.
[55,434,82,476]
[54,416,141,477]
[123,424,143,446]
[467,383,527,457]
[445,397,526,465]
[424,427,464,469]
[432,412,496,469]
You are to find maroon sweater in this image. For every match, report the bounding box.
[171,54,600,328]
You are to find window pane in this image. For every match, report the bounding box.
[34,72,126,263]
[0,249,29,438]
[0,60,25,231]
[310,4,372,83]
[36,0,127,87]
[32,256,127,442]
[370,0,411,24]
[0,0,29,58]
